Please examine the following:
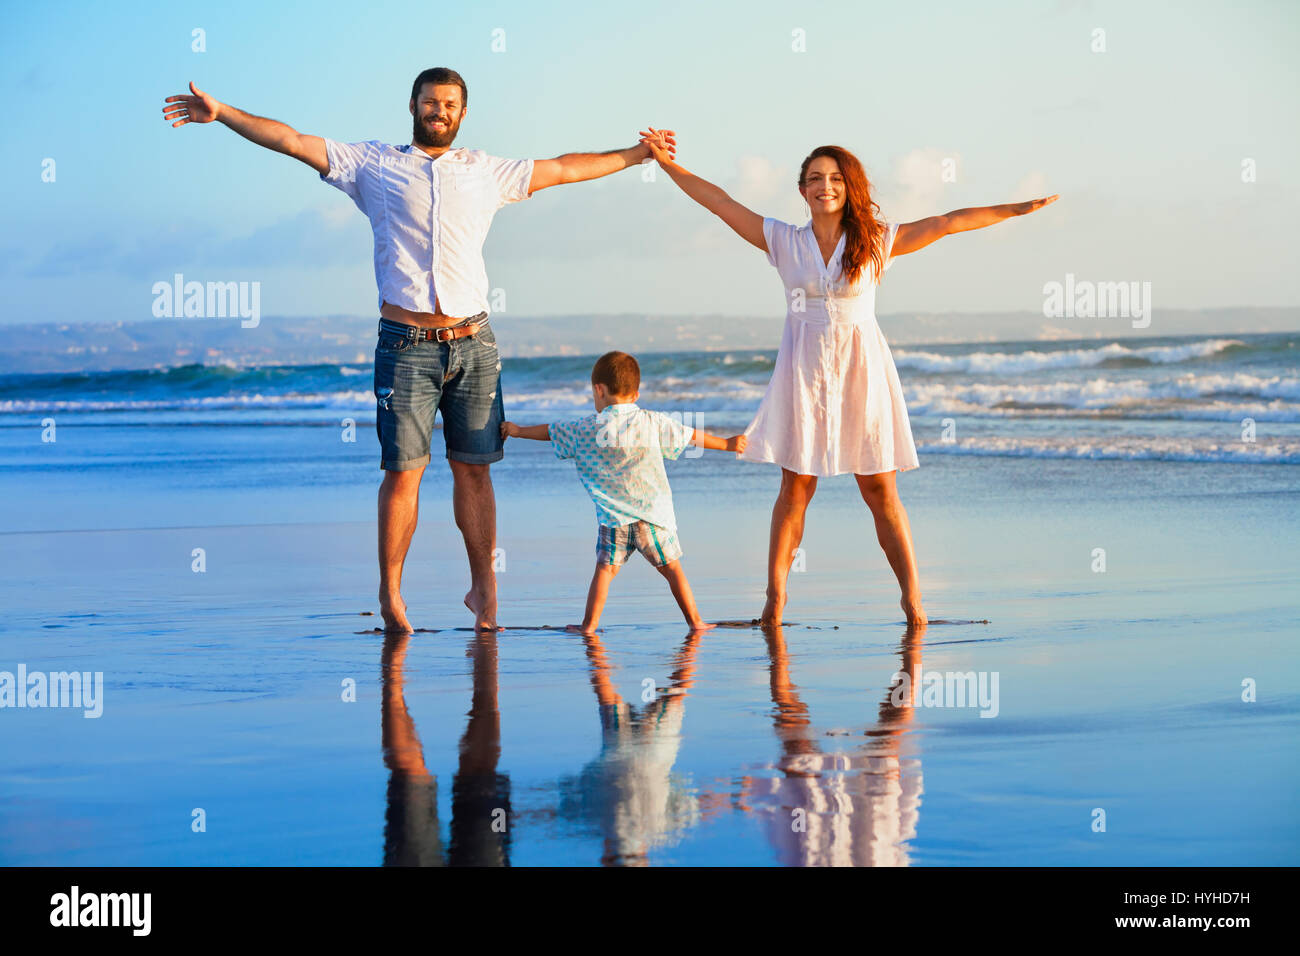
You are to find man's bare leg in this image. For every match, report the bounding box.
[378,465,425,633]
[656,560,715,633]
[449,459,500,631]
[760,469,818,627]
[567,562,620,636]
[855,470,927,627]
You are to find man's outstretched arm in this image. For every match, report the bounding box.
[527,130,676,195]
[162,81,329,175]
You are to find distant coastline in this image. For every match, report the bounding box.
[2,307,1295,375]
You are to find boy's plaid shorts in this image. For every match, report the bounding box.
[596,521,682,568]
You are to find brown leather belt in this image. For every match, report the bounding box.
[378,314,487,343]
[417,322,481,342]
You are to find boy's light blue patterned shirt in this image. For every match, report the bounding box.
[550,404,694,530]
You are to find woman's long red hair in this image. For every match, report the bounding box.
[798,146,886,287]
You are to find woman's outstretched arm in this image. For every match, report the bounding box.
[639,127,767,252]
[892,195,1058,258]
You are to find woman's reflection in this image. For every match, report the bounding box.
[738,626,924,866]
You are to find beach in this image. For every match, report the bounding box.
[1,333,1297,865]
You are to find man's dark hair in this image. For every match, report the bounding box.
[410,67,467,107]
[592,351,641,398]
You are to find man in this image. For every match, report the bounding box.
[162,67,675,633]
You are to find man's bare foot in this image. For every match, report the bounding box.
[759,591,786,628]
[687,621,717,634]
[379,593,412,634]
[565,623,598,636]
[464,588,501,632]
[901,596,927,627]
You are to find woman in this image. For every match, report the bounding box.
[639,129,1057,627]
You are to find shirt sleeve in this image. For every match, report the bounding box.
[882,221,901,273]
[549,419,578,460]
[482,154,535,207]
[762,216,791,269]
[655,412,695,461]
[319,139,377,210]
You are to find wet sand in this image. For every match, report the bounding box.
[1,426,1297,865]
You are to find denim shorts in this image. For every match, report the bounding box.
[373,314,504,470]
[596,521,683,568]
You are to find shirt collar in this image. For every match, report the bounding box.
[399,144,466,163]
[600,402,639,415]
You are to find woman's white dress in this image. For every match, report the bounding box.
[741,218,920,477]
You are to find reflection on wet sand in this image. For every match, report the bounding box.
[380,631,510,866]
[737,626,924,866]
[380,625,923,867]
[557,631,704,866]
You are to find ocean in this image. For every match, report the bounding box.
[4,331,1296,464]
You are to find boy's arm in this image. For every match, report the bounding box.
[501,421,551,441]
[691,429,746,453]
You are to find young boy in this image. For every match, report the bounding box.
[501,350,746,635]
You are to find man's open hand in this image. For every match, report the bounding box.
[163,81,221,127]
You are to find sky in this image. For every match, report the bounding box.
[1,0,1297,327]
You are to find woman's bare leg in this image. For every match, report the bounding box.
[761,469,818,627]
[855,471,926,626]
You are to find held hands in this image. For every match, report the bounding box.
[500,421,521,440]
[638,127,677,164]
[725,434,747,454]
[1010,194,1059,216]
[162,81,221,127]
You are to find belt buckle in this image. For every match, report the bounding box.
[434,326,454,343]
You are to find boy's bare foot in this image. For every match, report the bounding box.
[687,621,717,634]
[379,592,412,634]
[759,590,786,627]
[464,588,501,632]
[565,624,598,636]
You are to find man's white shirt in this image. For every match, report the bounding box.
[320,139,533,317]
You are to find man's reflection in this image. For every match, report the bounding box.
[381,630,511,866]
[738,626,925,866]
[557,631,704,866]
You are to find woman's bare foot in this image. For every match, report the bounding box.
[379,592,412,634]
[760,590,786,627]
[464,588,501,632]
[901,596,927,627]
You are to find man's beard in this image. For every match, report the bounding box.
[413,114,458,148]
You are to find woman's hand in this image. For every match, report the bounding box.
[1009,194,1059,216]
[638,126,676,164]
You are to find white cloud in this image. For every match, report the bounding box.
[889,147,964,221]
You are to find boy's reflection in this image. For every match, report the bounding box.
[381,631,511,866]
[738,626,924,866]
[557,631,704,866]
